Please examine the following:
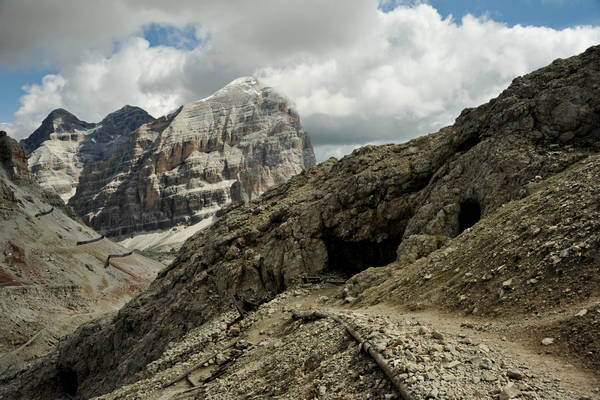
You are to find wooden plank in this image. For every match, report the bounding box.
[292,310,414,400]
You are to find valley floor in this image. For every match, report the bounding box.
[93,282,599,400]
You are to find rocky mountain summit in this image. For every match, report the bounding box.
[21,109,96,154]
[0,133,164,375]
[25,106,155,202]
[69,77,315,242]
[2,46,600,399]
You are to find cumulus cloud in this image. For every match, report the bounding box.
[1,1,599,160]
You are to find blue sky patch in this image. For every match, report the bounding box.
[379,0,600,29]
[143,23,200,50]
[0,67,57,122]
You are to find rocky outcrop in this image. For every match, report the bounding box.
[3,46,599,399]
[26,106,155,202]
[78,105,156,164]
[27,132,86,201]
[70,77,316,238]
[0,131,29,180]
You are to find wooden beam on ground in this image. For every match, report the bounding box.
[76,235,104,246]
[162,341,237,388]
[292,310,414,400]
[34,207,53,218]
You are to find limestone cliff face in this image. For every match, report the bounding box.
[69,77,316,238]
[26,106,155,202]
[27,132,86,202]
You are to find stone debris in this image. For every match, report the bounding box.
[86,285,591,400]
[541,338,555,346]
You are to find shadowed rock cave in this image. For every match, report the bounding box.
[456,134,481,153]
[58,366,78,397]
[458,199,481,233]
[323,236,402,277]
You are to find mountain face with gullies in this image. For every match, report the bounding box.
[24,77,316,248]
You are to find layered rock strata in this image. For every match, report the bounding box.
[0,130,29,180]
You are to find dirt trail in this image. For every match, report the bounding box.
[99,283,599,399]
[358,302,600,393]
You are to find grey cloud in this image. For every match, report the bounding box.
[303,113,435,147]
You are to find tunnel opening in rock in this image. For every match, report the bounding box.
[58,366,78,396]
[457,134,481,153]
[324,236,402,277]
[458,199,481,233]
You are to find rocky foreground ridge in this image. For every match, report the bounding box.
[2,46,600,399]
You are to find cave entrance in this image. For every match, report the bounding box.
[58,366,78,397]
[323,236,402,278]
[458,199,481,233]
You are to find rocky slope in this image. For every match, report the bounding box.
[2,46,599,399]
[0,132,164,374]
[26,106,155,202]
[69,77,316,241]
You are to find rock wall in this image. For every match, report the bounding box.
[21,109,95,154]
[0,131,29,180]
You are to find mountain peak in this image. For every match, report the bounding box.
[99,105,154,125]
[47,108,76,118]
[21,109,95,153]
[26,105,155,201]
[199,76,265,103]
[226,76,259,87]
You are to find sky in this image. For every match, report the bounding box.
[0,0,599,161]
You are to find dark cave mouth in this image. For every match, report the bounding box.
[323,236,402,277]
[458,199,481,233]
[58,366,78,396]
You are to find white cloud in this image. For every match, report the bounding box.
[1,1,599,161]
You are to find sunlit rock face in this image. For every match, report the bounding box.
[69,77,316,237]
